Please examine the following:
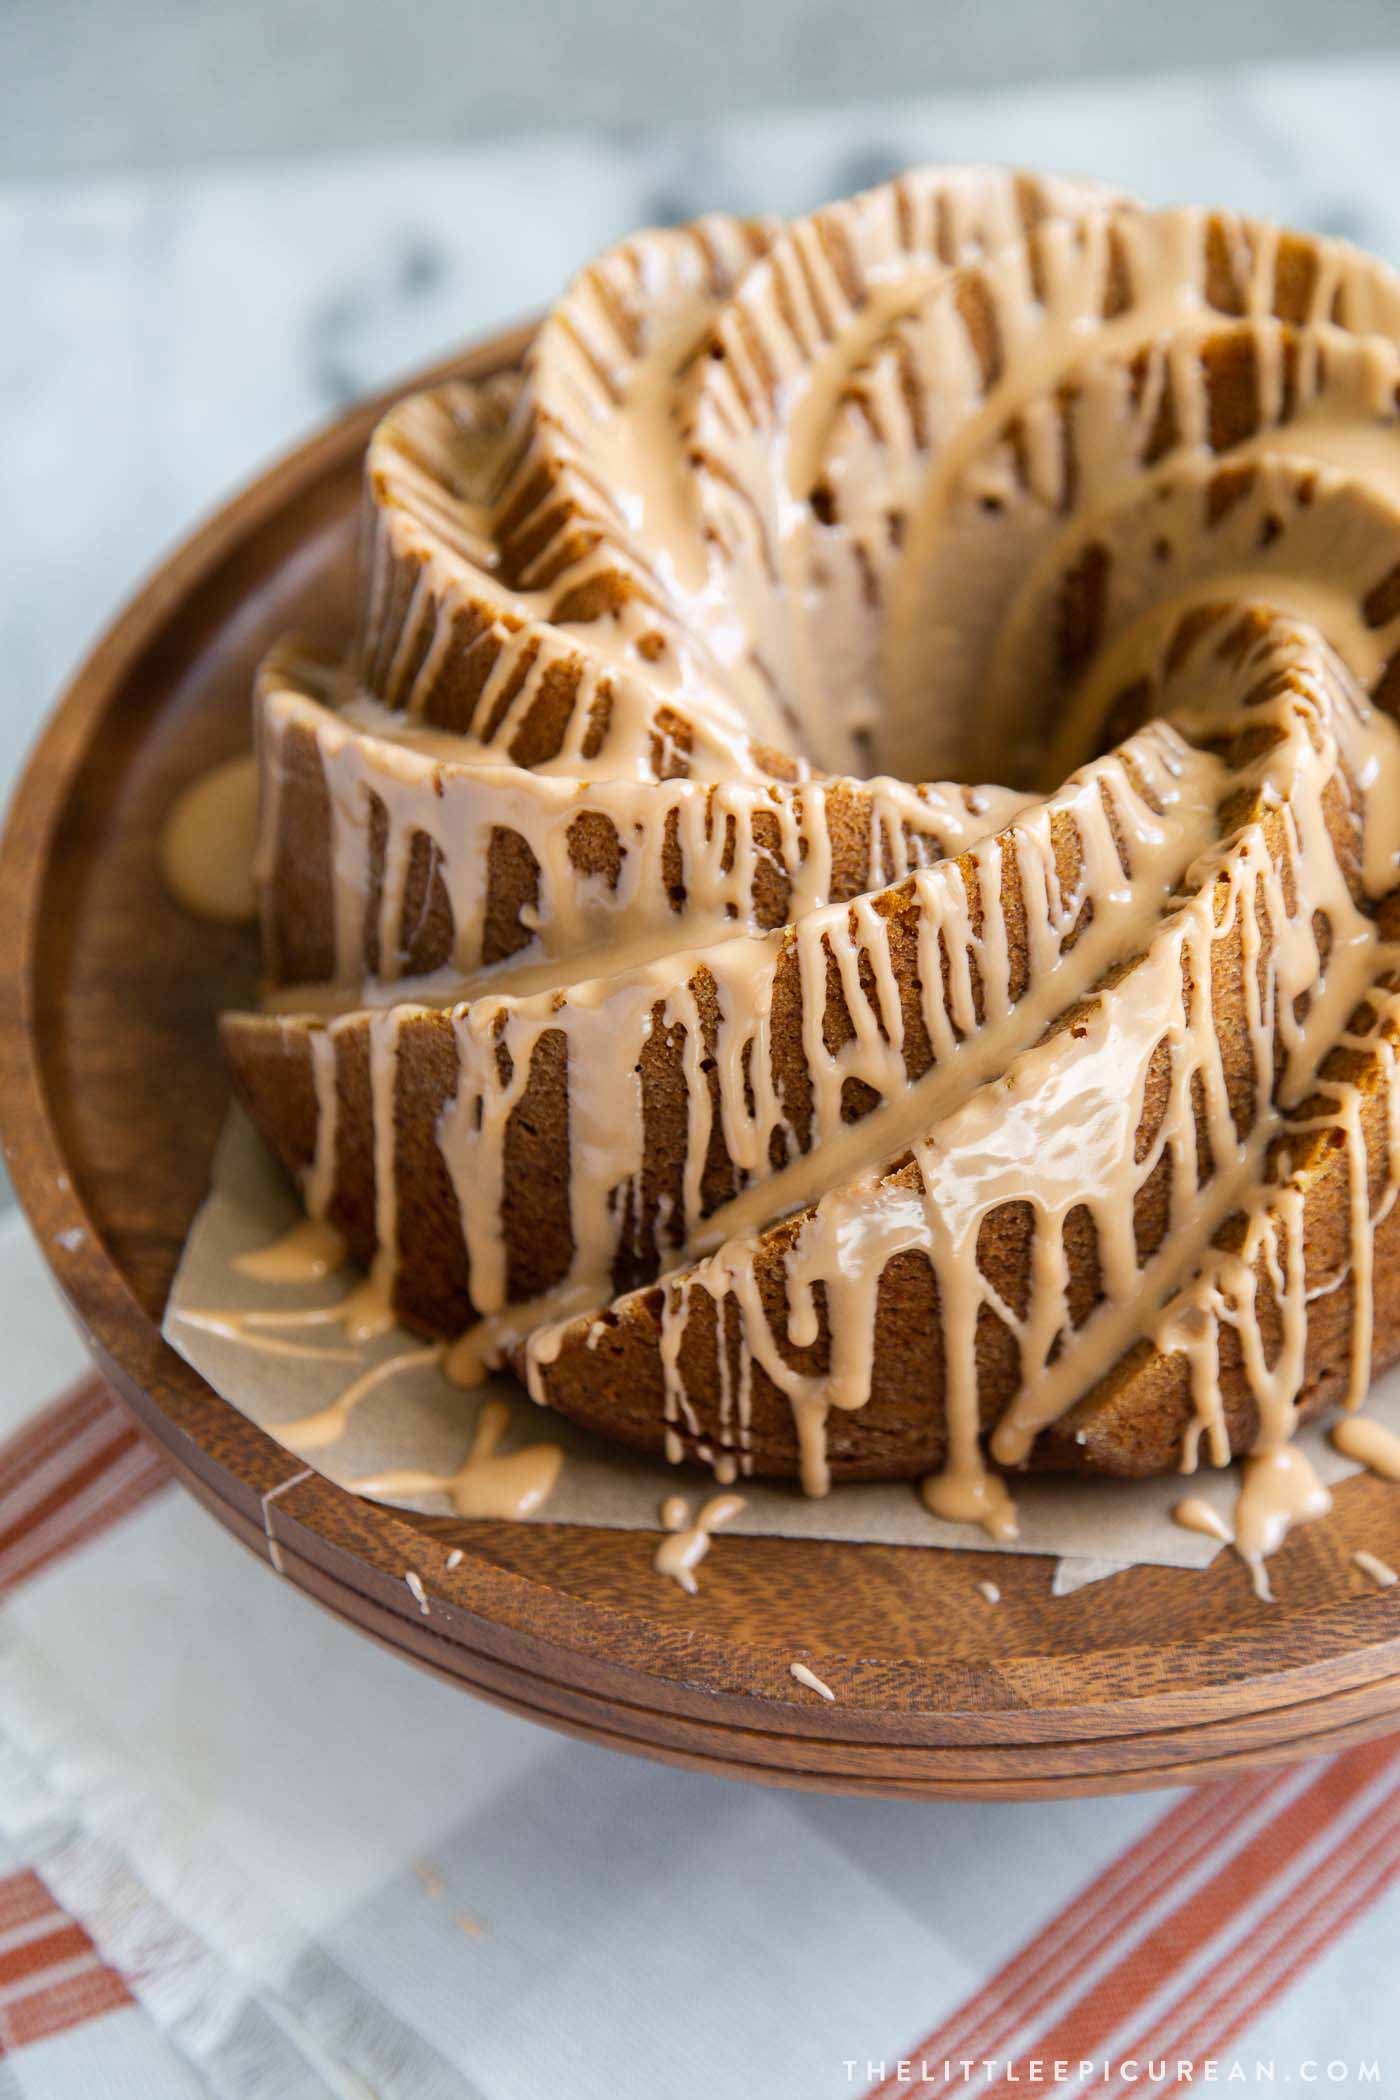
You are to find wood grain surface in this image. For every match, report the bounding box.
[3,325,1399,1798]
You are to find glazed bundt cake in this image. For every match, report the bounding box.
[222,165,1400,1521]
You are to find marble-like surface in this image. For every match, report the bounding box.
[8,0,1397,182]
[4,55,1400,802]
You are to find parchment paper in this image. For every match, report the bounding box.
[163,1112,1400,1586]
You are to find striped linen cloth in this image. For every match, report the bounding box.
[0,1209,1396,2100]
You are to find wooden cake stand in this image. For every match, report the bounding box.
[4,328,1400,1798]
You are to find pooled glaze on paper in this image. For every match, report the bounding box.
[161,754,259,924]
[234,1218,346,1284]
[351,1398,563,1521]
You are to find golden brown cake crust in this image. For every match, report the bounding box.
[222,172,1400,1500]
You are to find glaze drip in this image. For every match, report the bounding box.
[217,168,1400,1596]
[653,1491,746,1593]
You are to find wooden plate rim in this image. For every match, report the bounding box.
[3,324,1399,1792]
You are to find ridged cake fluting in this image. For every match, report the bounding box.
[223,165,1400,1515]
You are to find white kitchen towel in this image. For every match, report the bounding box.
[0,1209,1396,2100]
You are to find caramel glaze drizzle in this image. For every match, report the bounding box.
[653,1492,746,1594]
[214,170,1400,1600]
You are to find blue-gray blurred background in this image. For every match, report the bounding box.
[8,0,1400,179]
[4,0,1400,801]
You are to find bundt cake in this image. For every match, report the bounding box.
[220,164,1400,1530]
